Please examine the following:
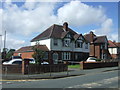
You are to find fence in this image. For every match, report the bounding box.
[26,64,68,74]
[2,64,68,74]
[2,65,22,74]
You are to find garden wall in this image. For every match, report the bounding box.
[80,61,118,69]
[2,64,68,74]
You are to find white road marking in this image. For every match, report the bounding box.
[68,77,118,88]
[6,82,12,84]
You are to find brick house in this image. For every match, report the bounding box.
[108,40,120,59]
[14,22,110,64]
[14,45,49,61]
[29,22,89,64]
[84,31,110,59]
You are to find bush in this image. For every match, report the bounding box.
[95,58,102,61]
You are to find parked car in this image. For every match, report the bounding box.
[23,58,35,64]
[3,59,22,65]
[86,57,97,62]
[2,56,22,63]
[41,61,49,65]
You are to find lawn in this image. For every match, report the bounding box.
[68,64,80,69]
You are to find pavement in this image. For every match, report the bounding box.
[1,66,119,80]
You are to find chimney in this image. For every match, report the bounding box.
[63,22,68,32]
[90,31,94,43]
[89,31,95,57]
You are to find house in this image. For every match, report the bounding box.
[84,31,110,59]
[14,45,49,62]
[108,40,120,59]
[14,22,110,64]
[29,22,90,64]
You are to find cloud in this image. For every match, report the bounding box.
[1,0,118,49]
[1,34,26,50]
[0,9,3,35]
[93,19,113,35]
[2,0,109,36]
[92,18,118,41]
[57,1,106,26]
[3,2,57,36]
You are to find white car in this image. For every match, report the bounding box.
[41,61,49,65]
[23,58,36,64]
[3,59,22,65]
[86,57,97,62]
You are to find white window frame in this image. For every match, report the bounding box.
[63,39,70,47]
[62,52,71,60]
[75,40,83,48]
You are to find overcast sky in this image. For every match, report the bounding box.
[0,0,118,50]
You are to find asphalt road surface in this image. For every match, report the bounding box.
[2,69,118,88]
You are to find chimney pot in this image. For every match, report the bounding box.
[63,22,68,31]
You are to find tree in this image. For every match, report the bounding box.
[6,49,16,59]
[2,48,8,59]
[2,48,15,60]
[32,46,45,65]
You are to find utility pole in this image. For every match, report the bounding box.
[0,35,2,59]
[3,31,6,60]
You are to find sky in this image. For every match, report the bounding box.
[0,0,119,50]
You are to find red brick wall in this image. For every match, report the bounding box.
[95,45,100,59]
[90,44,95,57]
[111,54,118,59]
[80,61,118,69]
[14,52,34,59]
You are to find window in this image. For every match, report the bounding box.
[62,52,71,60]
[66,34,71,38]
[101,44,105,49]
[43,52,48,60]
[85,43,88,49]
[75,41,83,48]
[54,39,58,46]
[53,53,58,64]
[36,41,40,45]
[12,61,22,64]
[63,39,70,47]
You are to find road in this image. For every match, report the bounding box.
[2,69,118,88]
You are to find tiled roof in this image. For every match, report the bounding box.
[84,33,107,44]
[94,36,107,43]
[108,40,120,47]
[115,43,120,47]
[31,24,77,42]
[84,33,96,43]
[15,45,49,53]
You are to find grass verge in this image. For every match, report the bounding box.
[68,64,80,69]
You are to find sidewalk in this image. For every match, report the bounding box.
[2,66,118,80]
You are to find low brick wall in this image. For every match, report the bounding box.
[80,61,118,69]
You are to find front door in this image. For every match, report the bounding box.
[53,53,58,64]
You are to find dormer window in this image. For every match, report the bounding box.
[54,39,58,46]
[75,41,83,48]
[85,43,88,49]
[66,34,71,38]
[63,39,70,47]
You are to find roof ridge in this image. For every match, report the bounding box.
[97,35,106,37]
[49,24,55,38]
